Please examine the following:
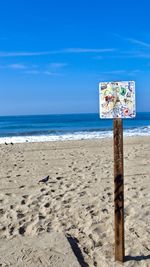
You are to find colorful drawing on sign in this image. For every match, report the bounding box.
[99,81,136,119]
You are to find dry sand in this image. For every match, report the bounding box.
[0,137,150,267]
[0,231,81,267]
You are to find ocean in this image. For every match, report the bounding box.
[0,112,150,143]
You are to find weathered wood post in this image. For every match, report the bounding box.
[113,118,124,262]
[99,81,135,263]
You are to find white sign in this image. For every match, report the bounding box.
[99,81,136,119]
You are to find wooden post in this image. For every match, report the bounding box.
[113,118,125,262]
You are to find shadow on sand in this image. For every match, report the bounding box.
[125,254,150,262]
[67,236,89,267]
[67,235,150,266]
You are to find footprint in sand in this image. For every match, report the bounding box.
[40,188,46,192]
[0,209,5,215]
[101,208,108,214]
[39,214,45,220]
[79,191,86,197]
[44,203,50,208]
[22,195,29,199]
[9,226,15,235]
[56,176,63,180]
[21,199,26,205]
[0,225,6,233]
[19,185,25,189]
[83,185,89,190]
[18,226,26,235]
[17,211,25,219]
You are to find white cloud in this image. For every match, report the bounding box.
[99,70,127,75]
[8,64,27,69]
[99,69,142,76]
[24,70,63,76]
[44,71,63,76]
[127,69,142,76]
[0,51,52,57]
[48,62,68,69]
[126,38,150,48]
[97,69,143,80]
[114,34,150,48]
[0,48,116,57]
[24,70,40,74]
[60,48,115,53]
[118,51,150,58]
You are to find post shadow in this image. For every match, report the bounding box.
[125,254,150,262]
[67,236,89,267]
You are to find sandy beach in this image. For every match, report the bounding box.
[0,137,150,267]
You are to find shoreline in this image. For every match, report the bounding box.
[0,131,150,144]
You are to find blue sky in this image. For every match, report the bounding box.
[0,0,150,115]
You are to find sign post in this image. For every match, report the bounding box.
[99,81,136,263]
[114,118,124,262]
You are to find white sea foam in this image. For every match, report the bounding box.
[0,127,150,144]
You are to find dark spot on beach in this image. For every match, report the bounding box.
[41,188,46,192]
[19,226,26,235]
[17,212,25,219]
[5,193,12,196]
[39,215,45,220]
[9,226,15,235]
[38,226,45,232]
[19,185,25,189]
[44,203,50,208]
[0,209,5,215]
[22,195,28,199]
[56,177,62,180]
[102,208,108,213]
[21,200,26,205]
[63,200,69,204]
[70,188,75,191]
[94,261,97,266]
[79,191,86,197]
